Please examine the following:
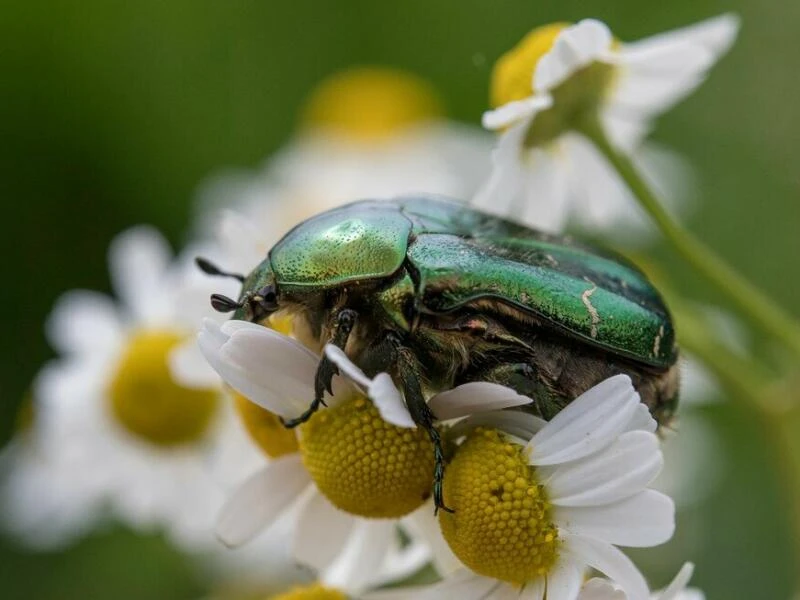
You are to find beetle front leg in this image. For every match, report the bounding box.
[282,308,358,429]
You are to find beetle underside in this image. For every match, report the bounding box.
[280,294,679,513]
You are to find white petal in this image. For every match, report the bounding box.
[428,382,533,420]
[520,576,546,600]
[623,14,739,64]
[517,145,571,233]
[546,559,583,600]
[293,491,355,570]
[324,344,372,389]
[528,375,639,465]
[566,533,649,600]
[449,410,546,442]
[557,489,675,547]
[578,579,626,600]
[482,95,553,130]
[45,290,122,356]
[534,19,613,91]
[611,14,739,122]
[471,119,529,217]
[548,431,663,507]
[658,562,695,600]
[168,337,221,389]
[369,373,415,428]
[371,534,432,588]
[625,403,658,433]
[323,346,415,428]
[216,456,311,547]
[403,504,463,577]
[108,225,173,322]
[198,319,316,418]
[322,520,394,595]
[365,571,501,600]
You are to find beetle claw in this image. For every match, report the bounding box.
[280,397,324,429]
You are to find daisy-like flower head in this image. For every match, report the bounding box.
[193,66,491,274]
[474,15,739,234]
[433,375,674,600]
[197,320,533,587]
[1,226,265,550]
[197,320,451,593]
[319,366,673,600]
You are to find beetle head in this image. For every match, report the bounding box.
[197,256,280,322]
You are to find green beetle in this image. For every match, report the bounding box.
[202,195,679,512]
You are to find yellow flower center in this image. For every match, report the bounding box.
[490,23,570,107]
[490,22,617,147]
[270,583,348,600]
[233,392,299,458]
[439,428,559,585]
[108,330,218,446]
[301,67,443,141]
[299,395,435,518]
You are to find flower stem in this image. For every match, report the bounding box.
[579,118,800,360]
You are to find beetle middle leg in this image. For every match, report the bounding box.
[362,331,453,515]
[282,308,358,428]
[461,361,566,420]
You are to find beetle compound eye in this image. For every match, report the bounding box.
[257,286,279,311]
[210,294,242,313]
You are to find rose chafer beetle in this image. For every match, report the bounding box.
[202,195,679,512]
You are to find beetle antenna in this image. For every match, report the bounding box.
[210,293,243,313]
[195,257,245,283]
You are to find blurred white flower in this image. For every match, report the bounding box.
[474,15,739,237]
[0,227,292,583]
[191,66,491,273]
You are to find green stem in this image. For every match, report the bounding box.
[579,118,800,360]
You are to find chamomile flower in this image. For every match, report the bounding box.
[474,15,739,235]
[197,320,529,585]
[320,366,673,600]
[192,66,491,273]
[0,227,265,552]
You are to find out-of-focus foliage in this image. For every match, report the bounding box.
[2,1,799,598]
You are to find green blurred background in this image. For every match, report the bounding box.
[2,1,798,598]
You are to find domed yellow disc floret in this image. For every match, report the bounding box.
[491,23,570,107]
[270,582,348,600]
[299,395,434,518]
[439,428,559,585]
[233,392,299,458]
[301,67,443,141]
[108,330,219,446]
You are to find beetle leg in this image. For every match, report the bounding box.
[461,362,565,420]
[282,308,358,429]
[378,332,453,515]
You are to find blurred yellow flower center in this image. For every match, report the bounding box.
[302,67,442,141]
[299,395,434,518]
[108,330,218,446]
[490,23,570,107]
[439,428,559,585]
[490,22,617,147]
[270,583,347,600]
[233,392,299,458]
[14,394,35,434]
